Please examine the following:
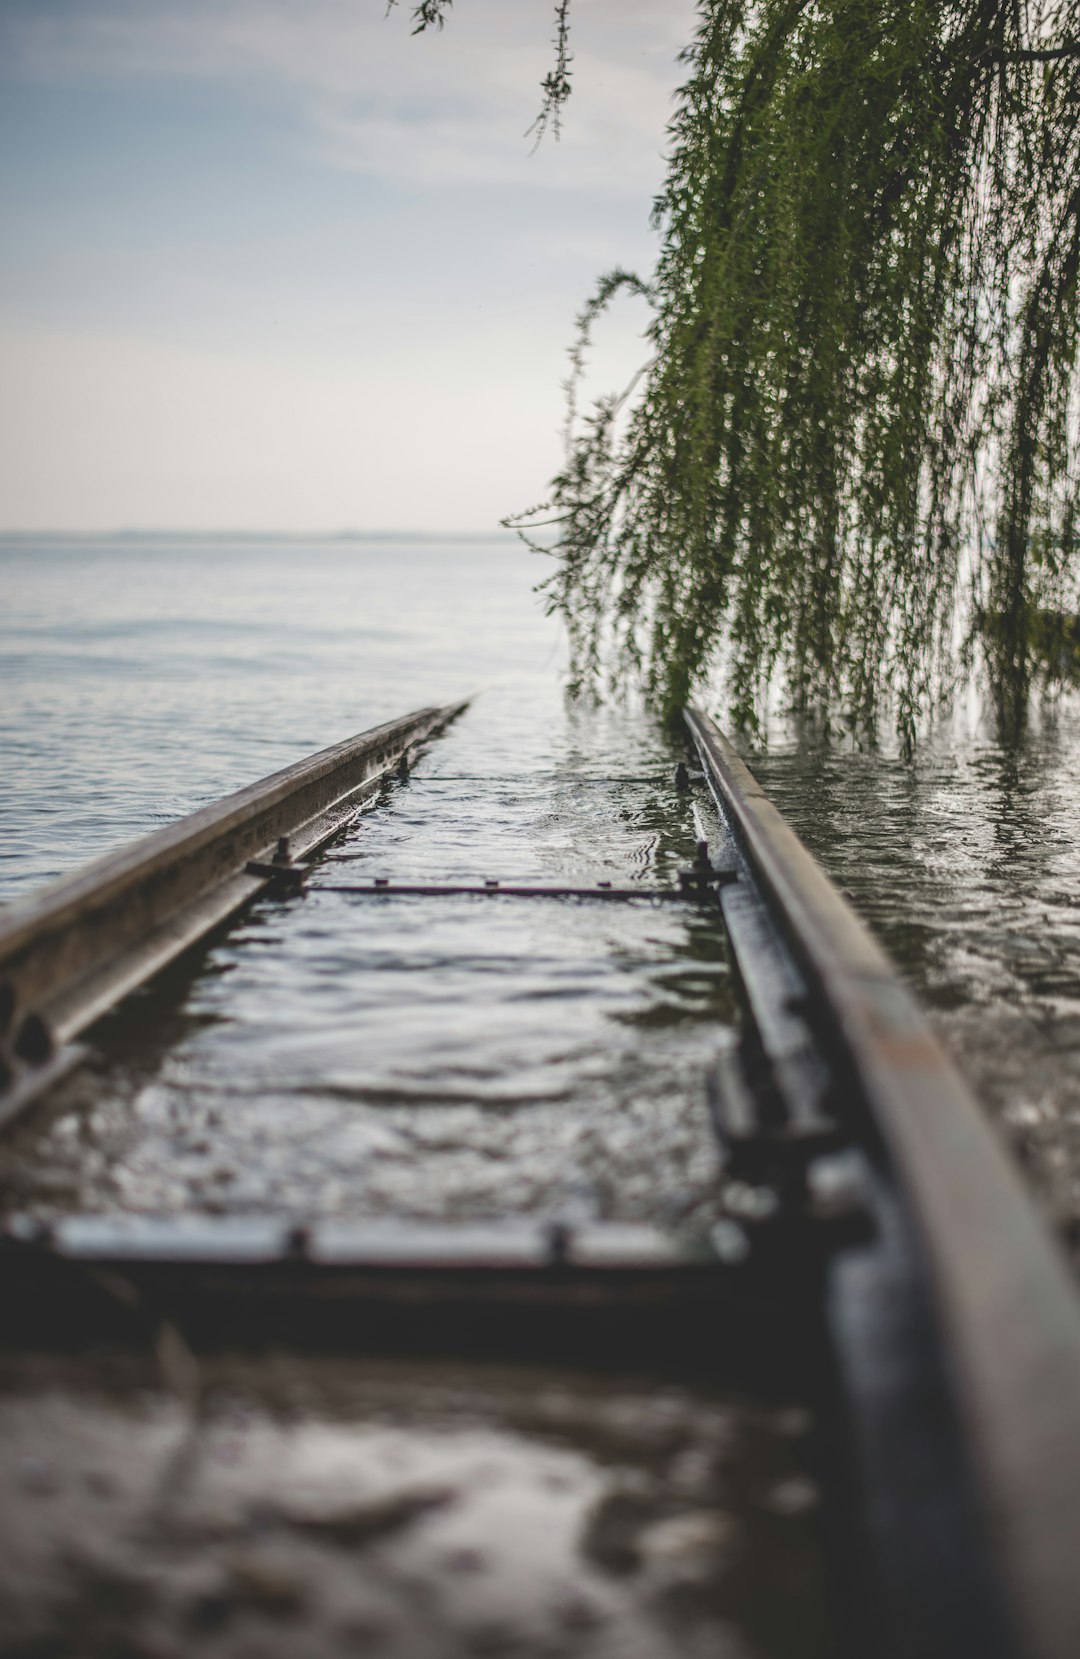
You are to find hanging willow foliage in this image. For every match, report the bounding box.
[400,1,1080,740]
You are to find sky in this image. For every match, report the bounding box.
[0,0,696,533]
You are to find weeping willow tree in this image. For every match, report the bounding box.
[400,1,1080,742]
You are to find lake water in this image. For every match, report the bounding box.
[0,534,568,898]
[0,537,834,1659]
[749,707,1080,1249]
[0,536,737,1225]
[6,532,1080,1659]
[3,533,1080,1238]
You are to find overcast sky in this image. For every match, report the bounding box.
[0,0,695,532]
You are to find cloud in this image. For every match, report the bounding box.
[4,0,694,192]
[0,2,692,530]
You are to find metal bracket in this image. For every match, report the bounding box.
[0,1011,89,1130]
[677,838,735,895]
[707,1038,846,1178]
[706,1035,873,1258]
[318,879,726,903]
[717,1165,875,1264]
[0,1212,720,1270]
[674,762,705,791]
[246,836,310,891]
[256,835,737,907]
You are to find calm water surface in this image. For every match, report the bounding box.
[0,538,833,1659]
[7,534,1080,1659]
[0,534,567,894]
[3,534,1080,1236]
[747,710,1080,1241]
[0,537,735,1225]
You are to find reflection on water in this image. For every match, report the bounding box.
[0,1353,831,1659]
[4,731,736,1226]
[4,536,1080,1241]
[0,535,563,899]
[10,536,1080,1654]
[746,703,1080,1236]
[1,538,837,1658]
[1,539,737,1222]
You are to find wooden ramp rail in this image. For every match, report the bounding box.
[0,700,467,1125]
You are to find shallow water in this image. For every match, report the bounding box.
[0,540,836,1657]
[0,1353,830,1659]
[8,534,1080,1659]
[1,537,736,1225]
[747,710,1080,1239]
[3,535,1080,1238]
[6,734,735,1225]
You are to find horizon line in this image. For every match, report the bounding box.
[0,527,542,544]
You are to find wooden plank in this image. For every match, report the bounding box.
[685,704,1080,1659]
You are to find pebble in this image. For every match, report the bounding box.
[466,1621,521,1657]
[338,1612,394,1652]
[554,1590,606,1631]
[580,1487,655,1572]
[666,1447,717,1494]
[280,1483,457,1546]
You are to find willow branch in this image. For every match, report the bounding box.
[987,43,1080,62]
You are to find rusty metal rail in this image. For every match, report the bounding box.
[0,1213,809,1376]
[314,880,717,900]
[685,705,1080,1659]
[0,701,466,1125]
[3,699,1080,1655]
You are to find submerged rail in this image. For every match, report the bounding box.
[685,706,1080,1659]
[0,700,466,1124]
[3,699,1080,1654]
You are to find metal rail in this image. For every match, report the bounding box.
[0,701,466,1125]
[3,698,1080,1653]
[315,880,715,900]
[685,705,1080,1659]
[0,1213,808,1376]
